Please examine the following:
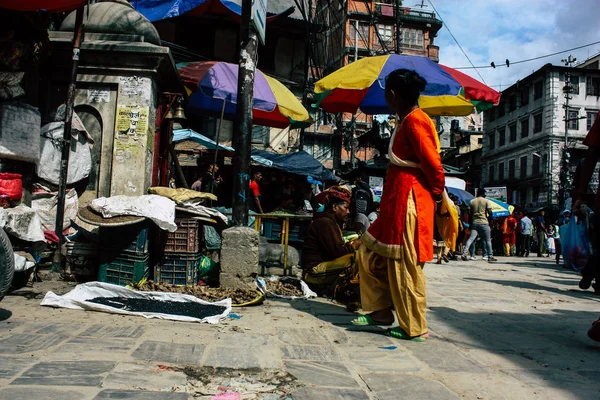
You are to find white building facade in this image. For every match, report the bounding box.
[482,62,600,209]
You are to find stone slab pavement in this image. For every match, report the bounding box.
[0,256,599,399]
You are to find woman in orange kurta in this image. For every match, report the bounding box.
[351,69,445,341]
[503,214,518,256]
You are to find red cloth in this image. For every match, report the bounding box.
[0,0,86,11]
[249,181,260,196]
[314,186,352,206]
[583,117,600,148]
[582,118,600,212]
[366,108,445,263]
[503,216,517,245]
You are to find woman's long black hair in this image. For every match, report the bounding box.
[385,69,427,106]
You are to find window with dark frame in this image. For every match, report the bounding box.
[532,155,540,175]
[520,118,529,138]
[534,113,543,133]
[520,87,529,106]
[487,108,496,122]
[489,165,495,183]
[569,75,580,94]
[520,156,527,178]
[509,95,516,112]
[499,102,506,117]
[252,125,270,145]
[509,123,517,142]
[588,111,598,131]
[498,162,505,181]
[499,127,506,146]
[568,109,579,130]
[489,132,495,150]
[534,80,543,99]
[508,159,515,179]
[586,76,600,96]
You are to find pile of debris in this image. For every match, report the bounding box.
[130,280,261,305]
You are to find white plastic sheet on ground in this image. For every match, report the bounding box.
[90,195,177,232]
[256,276,317,300]
[41,281,231,324]
[3,204,46,242]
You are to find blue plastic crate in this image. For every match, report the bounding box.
[156,253,201,286]
[263,220,306,242]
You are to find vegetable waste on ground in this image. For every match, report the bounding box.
[130,280,260,305]
[264,280,303,297]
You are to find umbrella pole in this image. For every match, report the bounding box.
[210,99,226,195]
[52,6,84,272]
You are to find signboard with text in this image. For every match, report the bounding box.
[484,186,507,202]
[251,0,267,45]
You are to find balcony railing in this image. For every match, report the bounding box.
[374,3,439,21]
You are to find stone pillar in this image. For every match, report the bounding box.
[220,226,259,289]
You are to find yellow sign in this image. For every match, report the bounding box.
[116,106,149,136]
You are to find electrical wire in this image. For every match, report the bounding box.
[452,40,600,70]
[426,0,487,84]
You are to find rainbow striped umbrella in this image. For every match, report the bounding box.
[178,61,311,129]
[314,54,499,116]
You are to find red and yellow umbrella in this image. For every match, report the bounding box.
[0,1,87,11]
[314,54,500,116]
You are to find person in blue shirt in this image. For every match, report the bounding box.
[519,214,533,257]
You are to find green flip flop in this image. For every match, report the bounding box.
[386,327,428,342]
[351,315,393,326]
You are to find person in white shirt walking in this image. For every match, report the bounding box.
[519,214,533,257]
[461,188,497,262]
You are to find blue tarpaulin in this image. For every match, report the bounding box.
[251,149,340,182]
[172,129,339,182]
[131,0,294,22]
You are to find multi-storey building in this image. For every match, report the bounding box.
[306,0,442,168]
[481,57,600,209]
[442,116,484,192]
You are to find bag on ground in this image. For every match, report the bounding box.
[560,216,590,271]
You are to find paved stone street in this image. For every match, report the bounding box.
[0,256,599,400]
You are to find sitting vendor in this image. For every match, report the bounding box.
[302,186,361,294]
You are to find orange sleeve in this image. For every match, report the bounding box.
[404,111,446,196]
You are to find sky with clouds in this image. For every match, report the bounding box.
[429,0,600,91]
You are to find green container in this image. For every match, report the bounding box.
[98,250,149,286]
[156,253,201,286]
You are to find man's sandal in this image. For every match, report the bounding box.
[386,327,428,342]
[351,315,393,326]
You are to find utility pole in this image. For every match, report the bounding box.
[298,0,313,152]
[232,0,258,226]
[394,0,402,53]
[53,6,84,272]
[559,55,576,207]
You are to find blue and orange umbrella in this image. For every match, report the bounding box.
[314,54,500,116]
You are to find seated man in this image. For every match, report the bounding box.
[302,187,361,294]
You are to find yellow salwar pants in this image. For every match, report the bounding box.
[357,191,427,337]
[304,253,355,287]
[503,243,515,256]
